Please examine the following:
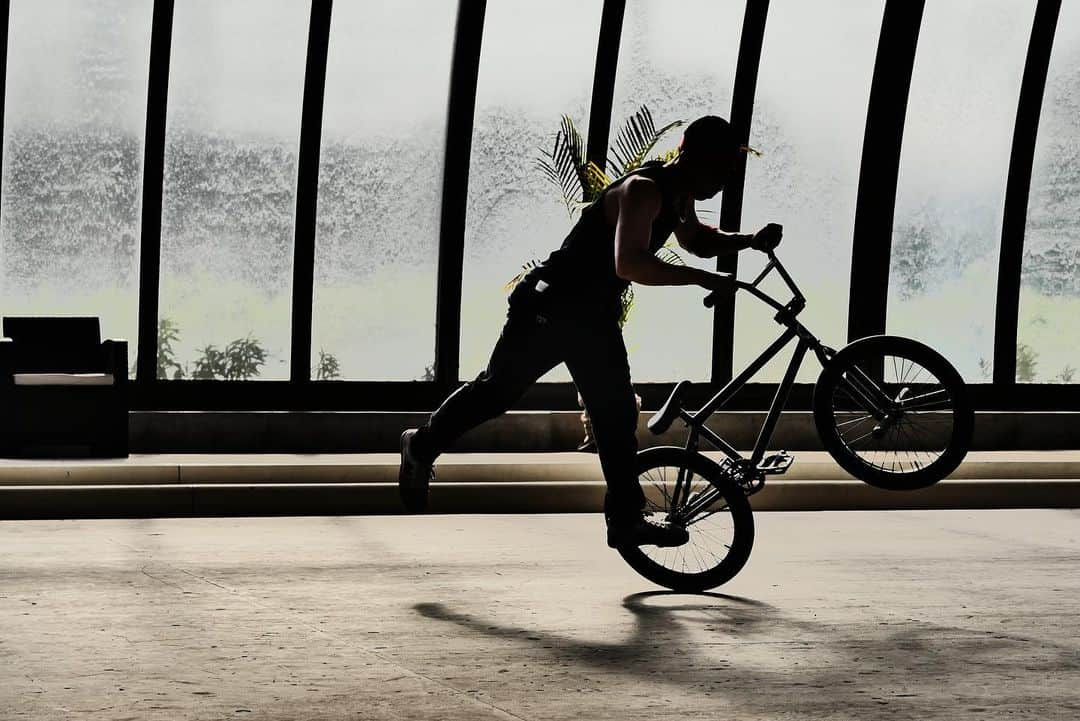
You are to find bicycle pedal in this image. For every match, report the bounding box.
[757,451,794,475]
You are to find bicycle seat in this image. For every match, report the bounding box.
[648,380,691,435]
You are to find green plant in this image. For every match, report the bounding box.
[978,343,1050,383]
[313,349,341,381]
[191,344,227,380]
[535,105,684,217]
[192,335,268,380]
[1016,342,1039,382]
[157,317,185,379]
[1055,364,1075,383]
[514,105,688,328]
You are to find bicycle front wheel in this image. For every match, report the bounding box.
[616,447,755,593]
[813,335,973,490]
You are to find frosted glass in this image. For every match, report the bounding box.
[1016,1,1080,384]
[311,1,455,381]
[612,0,744,382]
[737,0,883,383]
[888,0,1037,382]
[459,0,604,382]
[158,0,308,380]
[1,0,152,366]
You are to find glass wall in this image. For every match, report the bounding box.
[459,0,605,382]
[311,1,456,381]
[1,1,1075,406]
[888,0,1037,382]
[1017,1,1080,384]
[737,0,884,381]
[157,0,308,380]
[611,0,744,382]
[1,0,153,361]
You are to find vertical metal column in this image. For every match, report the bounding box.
[846,0,924,343]
[0,0,9,234]
[434,0,487,394]
[135,0,176,384]
[713,0,769,384]
[290,0,333,382]
[585,0,626,170]
[993,0,1062,385]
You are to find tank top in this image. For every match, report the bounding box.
[527,160,685,321]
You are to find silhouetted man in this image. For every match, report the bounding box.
[400,115,782,548]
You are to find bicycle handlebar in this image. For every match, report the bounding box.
[702,249,805,311]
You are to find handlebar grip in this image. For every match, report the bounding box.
[703,290,720,308]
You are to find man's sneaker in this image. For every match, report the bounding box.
[399,429,434,513]
[607,514,690,549]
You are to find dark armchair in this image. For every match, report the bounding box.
[0,317,129,457]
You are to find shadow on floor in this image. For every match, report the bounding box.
[413,590,1080,718]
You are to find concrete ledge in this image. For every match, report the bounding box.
[2,478,1079,520]
[3,450,1080,486]
[129,410,1080,453]
[0,451,1078,519]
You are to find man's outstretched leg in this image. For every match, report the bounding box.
[565,320,689,548]
[399,301,562,511]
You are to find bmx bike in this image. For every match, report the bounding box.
[615,249,974,592]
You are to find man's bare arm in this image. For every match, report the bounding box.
[613,178,730,290]
[673,207,753,258]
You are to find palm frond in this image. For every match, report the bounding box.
[583,160,611,200]
[608,105,685,178]
[653,146,680,165]
[535,114,593,217]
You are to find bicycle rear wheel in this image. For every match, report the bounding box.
[615,447,754,593]
[813,335,973,490]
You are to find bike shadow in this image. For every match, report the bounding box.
[412,589,1080,717]
[413,590,779,677]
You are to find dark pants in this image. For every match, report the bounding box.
[412,280,647,521]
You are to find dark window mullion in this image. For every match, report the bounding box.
[993,0,1062,386]
[847,0,924,344]
[585,0,625,171]
[714,0,769,384]
[135,0,175,385]
[290,0,333,382]
[0,0,8,232]
[434,0,487,393]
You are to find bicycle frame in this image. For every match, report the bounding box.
[668,251,896,522]
[680,251,833,466]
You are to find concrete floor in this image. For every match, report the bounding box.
[1,511,1078,721]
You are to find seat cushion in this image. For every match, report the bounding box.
[13,373,115,386]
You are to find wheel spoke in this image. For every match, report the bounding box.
[826,345,965,477]
[636,462,739,581]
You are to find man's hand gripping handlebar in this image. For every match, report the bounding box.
[703,223,784,308]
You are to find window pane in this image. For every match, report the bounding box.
[459,0,604,382]
[737,0,883,382]
[888,0,1037,382]
[1017,2,1080,384]
[612,0,744,382]
[1,0,152,358]
[311,1,455,381]
[158,0,308,380]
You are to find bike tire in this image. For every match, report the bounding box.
[616,447,755,593]
[813,335,973,490]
